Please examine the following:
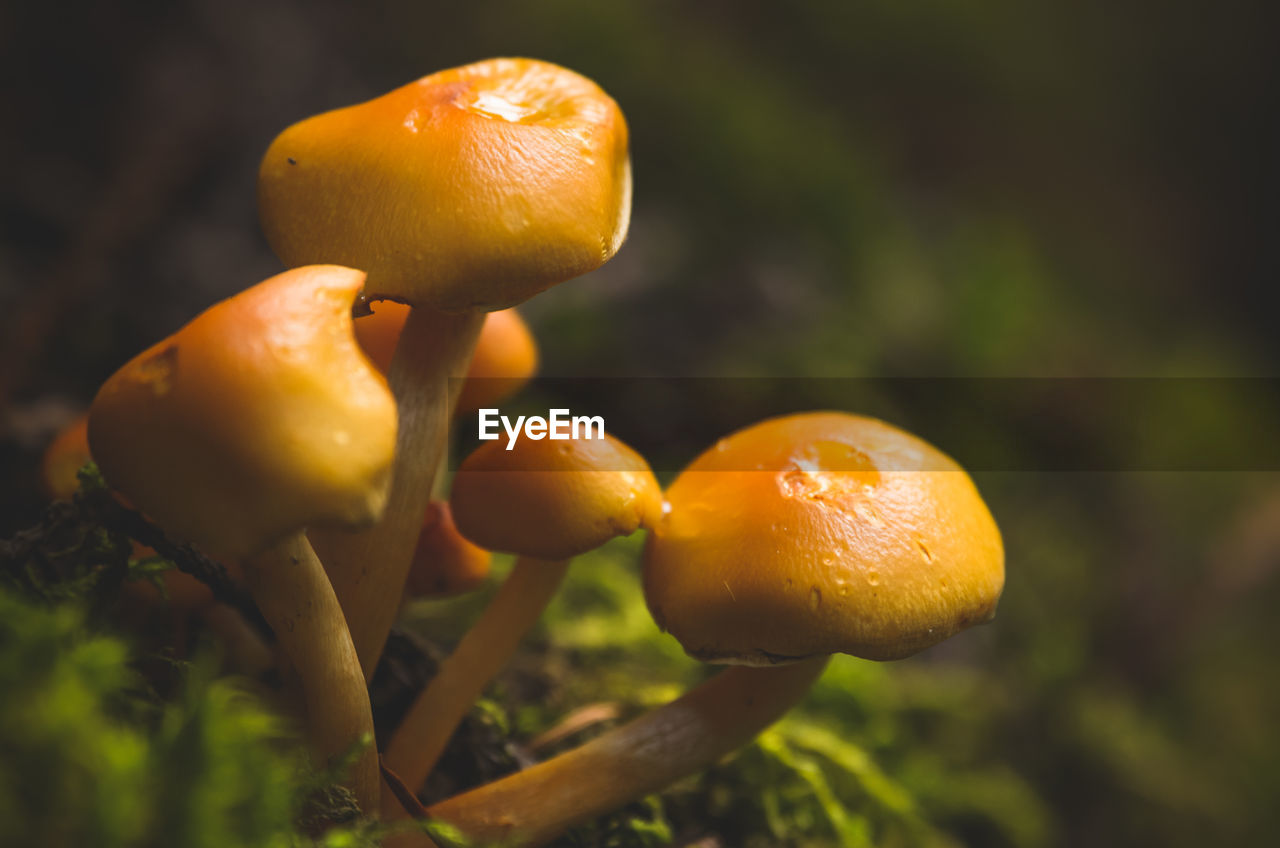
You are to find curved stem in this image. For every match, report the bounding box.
[412,656,829,847]
[382,556,570,815]
[242,533,379,816]
[311,306,484,679]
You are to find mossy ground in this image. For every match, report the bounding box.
[6,446,1280,848]
[1,472,1038,847]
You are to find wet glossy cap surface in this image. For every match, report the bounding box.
[259,57,631,310]
[643,412,1004,664]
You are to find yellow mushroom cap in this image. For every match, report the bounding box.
[450,430,661,560]
[258,57,631,310]
[354,302,539,414]
[41,413,91,500]
[88,265,398,560]
[404,501,493,599]
[643,412,1004,665]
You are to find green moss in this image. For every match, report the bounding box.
[0,586,379,848]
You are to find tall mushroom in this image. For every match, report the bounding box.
[258,57,631,677]
[414,411,1004,846]
[87,264,397,815]
[381,428,660,810]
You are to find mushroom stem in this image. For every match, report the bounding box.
[382,556,570,815]
[412,656,829,847]
[241,533,379,816]
[313,305,484,678]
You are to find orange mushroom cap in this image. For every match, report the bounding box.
[405,501,493,598]
[41,413,91,500]
[643,412,1005,665]
[455,308,540,415]
[349,300,406,375]
[258,57,631,310]
[451,431,661,560]
[353,302,539,414]
[88,265,398,560]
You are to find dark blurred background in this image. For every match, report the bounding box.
[2,1,1277,845]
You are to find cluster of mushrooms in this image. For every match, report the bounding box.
[46,58,1005,847]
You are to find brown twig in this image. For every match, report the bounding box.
[525,702,625,754]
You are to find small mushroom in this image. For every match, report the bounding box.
[416,412,1004,846]
[87,264,397,815]
[403,501,492,600]
[40,412,90,500]
[354,303,540,418]
[381,429,660,809]
[260,57,630,677]
[453,307,540,417]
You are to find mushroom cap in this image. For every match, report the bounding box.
[349,300,406,375]
[642,412,1004,665]
[404,501,493,599]
[88,265,398,560]
[450,430,661,560]
[354,302,538,414]
[41,413,90,500]
[455,307,540,415]
[258,57,631,311]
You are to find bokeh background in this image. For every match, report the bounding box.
[2,1,1277,846]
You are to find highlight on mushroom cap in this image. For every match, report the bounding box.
[87,264,398,560]
[258,57,631,310]
[642,411,1004,665]
[450,429,661,561]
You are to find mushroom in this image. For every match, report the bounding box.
[403,501,492,600]
[87,264,397,815]
[259,57,630,677]
[354,303,540,419]
[645,411,1006,664]
[413,411,1004,846]
[354,301,539,511]
[453,307,540,418]
[380,428,660,810]
[40,412,90,500]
